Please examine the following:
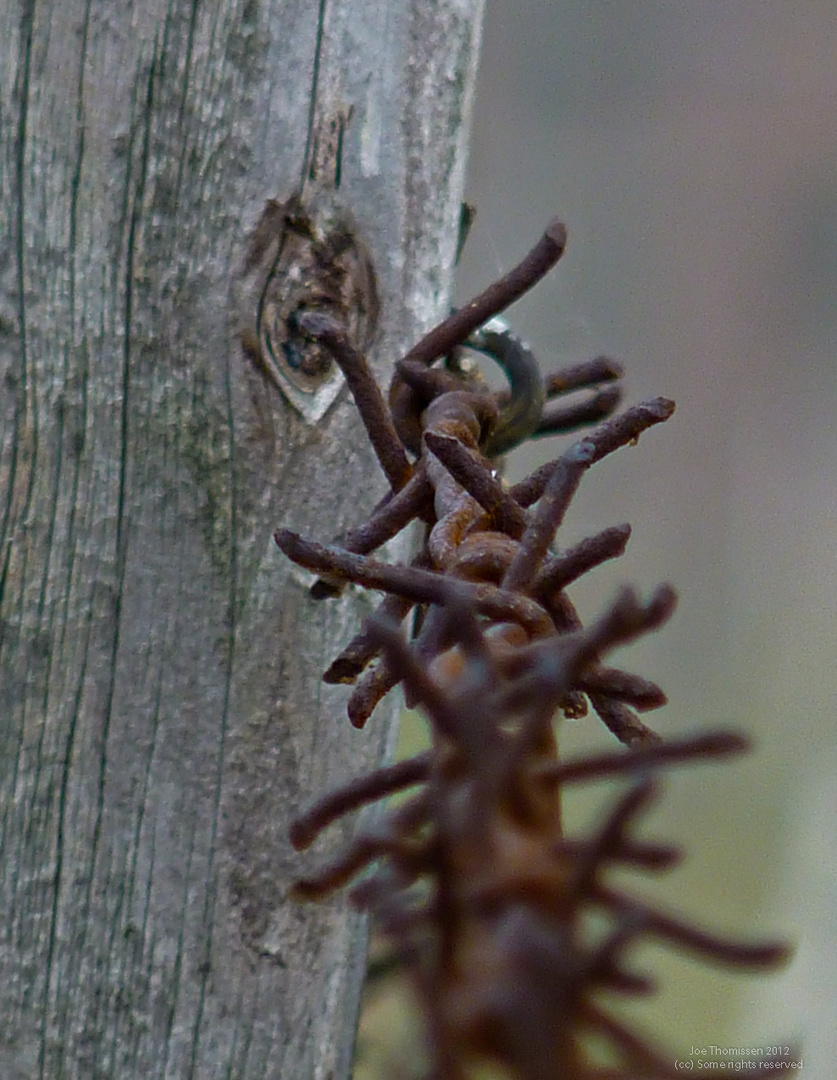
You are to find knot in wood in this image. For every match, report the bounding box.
[240,193,379,421]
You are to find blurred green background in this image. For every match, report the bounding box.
[356,3,836,1076]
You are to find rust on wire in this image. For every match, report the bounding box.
[273,219,791,1079]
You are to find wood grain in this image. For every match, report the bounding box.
[0,0,486,1076]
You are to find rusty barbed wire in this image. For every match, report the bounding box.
[274,220,790,1079]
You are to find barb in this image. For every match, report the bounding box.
[510,397,676,507]
[401,220,567,368]
[297,310,412,491]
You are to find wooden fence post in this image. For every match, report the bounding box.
[0,1,485,1075]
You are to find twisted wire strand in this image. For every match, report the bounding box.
[276,220,791,1080]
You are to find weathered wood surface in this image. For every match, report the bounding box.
[0,1,485,1076]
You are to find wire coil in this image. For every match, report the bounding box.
[275,220,790,1079]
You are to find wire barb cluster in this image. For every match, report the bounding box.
[275,220,790,1079]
